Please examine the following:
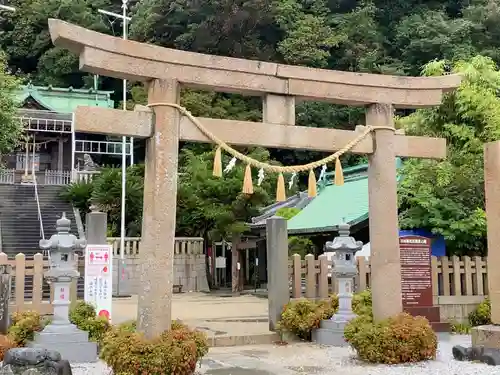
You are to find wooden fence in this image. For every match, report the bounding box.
[0,253,81,315]
[107,237,204,257]
[288,254,488,322]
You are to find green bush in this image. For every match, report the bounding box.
[352,289,372,317]
[8,311,47,346]
[468,298,491,326]
[344,313,437,364]
[116,319,137,333]
[277,295,338,340]
[69,301,111,344]
[100,321,208,375]
[450,320,471,334]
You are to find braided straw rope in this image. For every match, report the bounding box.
[148,102,396,173]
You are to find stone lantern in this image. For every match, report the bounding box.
[312,223,363,346]
[28,213,98,363]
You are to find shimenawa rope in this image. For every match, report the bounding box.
[147,102,396,200]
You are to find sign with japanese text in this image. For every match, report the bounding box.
[399,235,433,308]
[84,244,112,322]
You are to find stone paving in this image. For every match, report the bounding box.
[112,292,272,338]
[194,336,496,375]
[73,335,498,375]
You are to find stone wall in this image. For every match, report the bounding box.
[109,237,209,295]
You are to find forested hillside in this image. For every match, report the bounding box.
[2,0,500,254]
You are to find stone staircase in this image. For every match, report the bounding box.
[0,184,77,257]
[0,184,84,299]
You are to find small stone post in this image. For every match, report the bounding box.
[28,213,98,363]
[312,223,362,346]
[266,216,290,331]
[0,265,11,334]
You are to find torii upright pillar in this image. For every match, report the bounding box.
[47,19,461,337]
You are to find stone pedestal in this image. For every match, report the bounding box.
[28,324,97,363]
[452,325,500,366]
[29,277,97,363]
[404,306,450,332]
[312,320,350,347]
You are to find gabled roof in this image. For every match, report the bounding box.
[250,191,313,227]
[15,84,114,113]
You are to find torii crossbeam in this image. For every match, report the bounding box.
[48,19,461,338]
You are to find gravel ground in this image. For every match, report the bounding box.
[70,335,500,375]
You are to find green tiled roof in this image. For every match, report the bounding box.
[287,166,368,234]
[15,84,114,113]
[287,158,402,234]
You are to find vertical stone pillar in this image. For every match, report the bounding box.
[0,265,11,334]
[266,216,290,331]
[57,137,64,171]
[86,211,107,244]
[263,94,295,125]
[484,142,500,323]
[366,103,402,321]
[137,79,180,338]
[231,233,241,294]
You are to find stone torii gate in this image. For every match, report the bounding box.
[48,19,461,338]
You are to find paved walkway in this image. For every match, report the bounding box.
[195,336,494,375]
[112,292,271,338]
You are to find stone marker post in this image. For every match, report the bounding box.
[86,207,130,297]
[28,213,98,363]
[0,265,11,334]
[266,216,289,331]
[312,223,362,347]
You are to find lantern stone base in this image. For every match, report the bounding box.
[451,325,500,366]
[28,323,98,363]
[312,320,350,347]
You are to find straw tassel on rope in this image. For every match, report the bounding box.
[276,173,286,202]
[242,164,254,194]
[213,147,222,177]
[308,170,317,198]
[334,158,344,186]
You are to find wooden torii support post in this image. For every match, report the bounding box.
[48,19,461,338]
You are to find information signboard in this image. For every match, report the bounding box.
[84,244,113,321]
[399,235,433,307]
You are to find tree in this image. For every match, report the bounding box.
[0,51,22,160]
[397,55,500,256]
[176,147,280,240]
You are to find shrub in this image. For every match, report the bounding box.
[116,319,137,333]
[8,311,47,346]
[352,289,372,317]
[468,298,491,326]
[69,301,97,325]
[0,335,16,360]
[100,322,208,375]
[69,301,110,344]
[277,295,338,340]
[344,313,437,364]
[450,320,471,334]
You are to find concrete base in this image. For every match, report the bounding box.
[472,325,500,348]
[28,323,98,363]
[311,320,349,347]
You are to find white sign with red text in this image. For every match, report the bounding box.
[84,244,112,322]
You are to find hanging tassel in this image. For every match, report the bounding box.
[213,147,222,177]
[276,173,286,202]
[308,169,317,197]
[242,164,254,194]
[335,158,344,186]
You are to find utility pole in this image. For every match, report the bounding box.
[97,0,132,297]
